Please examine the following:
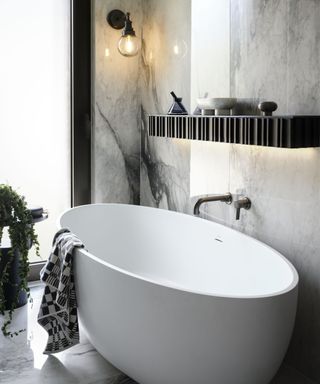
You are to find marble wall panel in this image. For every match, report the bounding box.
[93,0,192,211]
[93,0,142,204]
[287,0,320,115]
[140,0,192,214]
[231,0,288,114]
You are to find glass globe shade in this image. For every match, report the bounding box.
[118,34,140,57]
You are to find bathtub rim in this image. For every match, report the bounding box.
[58,203,299,300]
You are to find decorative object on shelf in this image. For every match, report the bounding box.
[148,114,320,148]
[197,97,237,116]
[168,91,188,115]
[0,184,41,337]
[232,98,261,116]
[193,92,208,115]
[107,9,140,57]
[258,101,278,116]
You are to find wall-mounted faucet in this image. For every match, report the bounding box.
[193,193,232,216]
[234,197,251,220]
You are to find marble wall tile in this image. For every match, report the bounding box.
[140,0,191,115]
[231,0,288,114]
[93,0,142,204]
[190,142,231,197]
[93,0,191,211]
[140,0,192,214]
[287,0,320,115]
[190,141,231,224]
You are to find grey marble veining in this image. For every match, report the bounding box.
[287,0,320,115]
[93,0,192,210]
[231,0,288,114]
[140,0,192,214]
[141,113,191,212]
[93,0,142,205]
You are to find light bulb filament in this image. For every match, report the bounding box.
[118,34,140,57]
[124,36,134,54]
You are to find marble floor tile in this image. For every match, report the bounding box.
[0,284,136,384]
[0,284,314,384]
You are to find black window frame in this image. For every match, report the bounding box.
[29,0,91,281]
[71,0,92,207]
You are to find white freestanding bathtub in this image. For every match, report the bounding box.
[59,204,298,384]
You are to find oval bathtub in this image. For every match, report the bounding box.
[59,204,298,384]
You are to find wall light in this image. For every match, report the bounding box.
[107,9,140,57]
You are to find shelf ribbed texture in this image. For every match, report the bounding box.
[148,115,320,148]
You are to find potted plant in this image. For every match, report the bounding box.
[0,184,40,337]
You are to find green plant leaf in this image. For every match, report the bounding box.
[0,184,40,337]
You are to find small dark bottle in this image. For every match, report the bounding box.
[167,91,188,115]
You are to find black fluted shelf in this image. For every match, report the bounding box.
[148,115,320,148]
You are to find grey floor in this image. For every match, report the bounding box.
[0,284,314,384]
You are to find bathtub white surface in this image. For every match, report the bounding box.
[60,204,299,384]
[0,285,310,384]
[60,203,297,298]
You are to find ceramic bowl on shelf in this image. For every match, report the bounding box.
[197,97,237,116]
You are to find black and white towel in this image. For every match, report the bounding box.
[37,228,84,354]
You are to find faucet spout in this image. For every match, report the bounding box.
[193,193,232,216]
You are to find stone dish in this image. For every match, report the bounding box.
[197,97,237,115]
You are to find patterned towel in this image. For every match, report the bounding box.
[37,228,84,354]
